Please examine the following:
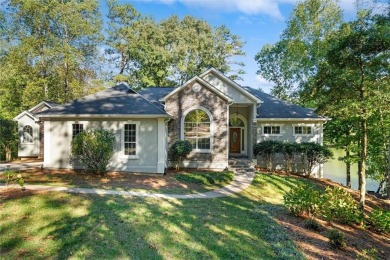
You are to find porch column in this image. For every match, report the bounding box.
[157,118,166,174]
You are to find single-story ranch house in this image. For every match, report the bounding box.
[14,68,327,175]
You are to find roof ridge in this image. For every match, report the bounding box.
[132,88,171,115]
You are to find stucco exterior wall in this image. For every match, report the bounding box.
[255,120,324,177]
[165,80,229,169]
[17,115,39,157]
[43,118,162,173]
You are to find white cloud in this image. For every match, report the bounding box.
[138,0,297,20]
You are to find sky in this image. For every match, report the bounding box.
[100,0,368,93]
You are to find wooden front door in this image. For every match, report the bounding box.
[229,128,241,153]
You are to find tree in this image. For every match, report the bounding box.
[168,140,193,170]
[309,10,390,210]
[106,0,245,88]
[255,0,342,103]
[0,0,103,118]
[70,129,116,175]
[0,118,18,162]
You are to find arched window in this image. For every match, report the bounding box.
[184,109,211,150]
[229,115,245,127]
[23,125,33,143]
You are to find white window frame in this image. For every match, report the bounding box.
[261,124,282,136]
[181,106,213,153]
[22,125,34,144]
[293,124,314,136]
[121,121,140,159]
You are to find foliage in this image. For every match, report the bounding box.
[321,186,360,224]
[253,140,282,171]
[298,142,333,176]
[0,0,103,118]
[173,171,234,187]
[368,209,390,233]
[357,248,378,260]
[70,129,115,175]
[283,184,322,217]
[4,169,24,188]
[303,218,321,231]
[0,118,18,161]
[327,229,346,249]
[168,140,192,170]
[280,142,300,173]
[255,0,342,102]
[106,0,245,87]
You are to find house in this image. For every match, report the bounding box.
[14,68,327,175]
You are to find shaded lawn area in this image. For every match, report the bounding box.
[0,173,306,259]
[0,169,234,194]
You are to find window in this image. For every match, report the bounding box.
[72,124,84,139]
[263,126,281,135]
[294,126,312,135]
[124,124,136,155]
[23,125,33,143]
[184,109,211,150]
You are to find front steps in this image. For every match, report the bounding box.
[228,158,255,173]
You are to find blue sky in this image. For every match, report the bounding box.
[102,0,379,92]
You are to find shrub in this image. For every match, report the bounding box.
[280,142,300,173]
[320,186,360,224]
[253,140,282,171]
[284,184,322,217]
[298,142,333,176]
[327,229,346,249]
[168,140,192,170]
[368,209,390,233]
[70,129,115,175]
[4,169,24,188]
[303,218,321,231]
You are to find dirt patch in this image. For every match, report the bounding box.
[260,171,390,260]
[0,168,211,191]
[274,211,390,260]
[0,188,46,201]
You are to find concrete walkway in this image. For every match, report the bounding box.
[0,162,43,172]
[0,169,255,199]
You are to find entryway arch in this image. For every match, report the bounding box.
[229,114,247,155]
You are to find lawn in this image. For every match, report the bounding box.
[0,173,305,259]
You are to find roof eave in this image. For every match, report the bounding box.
[256,117,330,122]
[36,114,171,119]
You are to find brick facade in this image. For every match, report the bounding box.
[165,80,229,167]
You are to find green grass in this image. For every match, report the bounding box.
[173,171,234,187]
[0,173,307,259]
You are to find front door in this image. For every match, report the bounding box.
[229,128,241,153]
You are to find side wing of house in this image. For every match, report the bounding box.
[36,84,169,174]
[14,101,58,158]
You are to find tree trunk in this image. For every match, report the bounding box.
[346,149,351,188]
[388,139,390,198]
[359,117,367,212]
[357,161,362,190]
[5,146,11,162]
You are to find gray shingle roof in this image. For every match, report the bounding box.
[138,87,175,110]
[36,84,168,117]
[243,87,325,119]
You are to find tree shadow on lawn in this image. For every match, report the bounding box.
[1,190,305,259]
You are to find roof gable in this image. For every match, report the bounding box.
[200,68,261,104]
[160,76,233,102]
[28,101,58,114]
[13,110,38,121]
